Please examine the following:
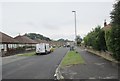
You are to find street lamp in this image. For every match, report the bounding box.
[72,11,77,45]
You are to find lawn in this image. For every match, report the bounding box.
[61,51,85,67]
[17,51,36,56]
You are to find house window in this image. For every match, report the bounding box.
[0,44,3,52]
[19,44,24,47]
[8,44,12,48]
[3,44,7,51]
[14,44,17,48]
[12,44,17,48]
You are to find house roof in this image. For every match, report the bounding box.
[34,39,47,43]
[0,32,19,44]
[14,35,37,44]
[102,24,112,31]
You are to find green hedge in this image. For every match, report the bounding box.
[83,26,107,51]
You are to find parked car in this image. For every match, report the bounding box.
[36,43,51,54]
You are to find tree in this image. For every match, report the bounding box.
[57,38,65,42]
[110,1,120,25]
[105,29,112,52]
[24,33,51,41]
[75,35,82,46]
[83,32,94,47]
[91,26,107,51]
[109,1,120,61]
[83,26,107,51]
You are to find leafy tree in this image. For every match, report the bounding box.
[110,1,120,25]
[110,1,120,61]
[57,38,65,42]
[57,39,72,42]
[83,1,120,61]
[83,26,107,51]
[84,32,94,46]
[105,29,112,52]
[92,26,107,51]
[98,28,107,51]
[24,33,51,41]
[110,25,120,61]
[75,35,82,45]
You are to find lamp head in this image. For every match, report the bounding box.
[72,11,76,12]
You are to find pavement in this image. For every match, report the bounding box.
[60,47,119,79]
[2,47,69,79]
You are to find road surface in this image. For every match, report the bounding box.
[2,47,69,79]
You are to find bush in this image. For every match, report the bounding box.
[109,25,120,61]
[110,1,120,61]
[83,26,107,51]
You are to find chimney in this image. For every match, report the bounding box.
[104,19,107,27]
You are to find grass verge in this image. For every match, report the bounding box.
[17,51,36,56]
[61,51,85,67]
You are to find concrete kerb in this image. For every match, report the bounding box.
[54,50,70,80]
[54,66,64,80]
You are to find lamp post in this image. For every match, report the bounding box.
[72,11,77,45]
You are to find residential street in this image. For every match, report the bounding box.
[1,1,120,81]
[60,47,119,79]
[2,47,69,79]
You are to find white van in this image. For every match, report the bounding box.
[36,43,51,54]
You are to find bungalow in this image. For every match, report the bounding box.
[14,35,37,51]
[0,32,19,56]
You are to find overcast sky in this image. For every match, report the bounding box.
[1,0,115,41]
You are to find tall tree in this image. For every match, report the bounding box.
[110,1,120,61]
[111,1,120,25]
[83,26,107,51]
[75,35,82,46]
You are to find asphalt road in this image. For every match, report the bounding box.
[2,47,69,79]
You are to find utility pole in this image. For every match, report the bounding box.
[72,11,77,45]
